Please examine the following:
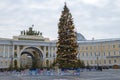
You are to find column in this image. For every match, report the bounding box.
[43,46,46,58]
[51,47,54,63]
[48,46,50,58]
[17,46,21,67]
[17,46,20,58]
[51,47,53,58]
[12,45,14,58]
[3,45,5,57]
[55,47,57,57]
[8,46,10,57]
[43,46,47,67]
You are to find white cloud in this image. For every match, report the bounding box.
[115,0,120,7]
[0,0,120,40]
[80,0,109,8]
[82,0,99,4]
[0,2,7,9]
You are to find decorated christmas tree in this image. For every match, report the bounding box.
[56,3,78,68]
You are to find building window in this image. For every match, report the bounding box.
[86,53,88,56]
[14,52,17,58]
[109,60,111,64]
[20,46,23,50]
[108,52,110,56]
[46,52,48,58]
[14,45,17,50]
[94,52,96,56]
[1,62,3,66]
[104,60,106,64]
[114,51,116,55]
[53,54,55,58]
[113,45,115,48]
[5,61,7,66]
[95,60,97,64]
[91,60,93,64]
[82,53,84,56]
[91,52,92,56]
[50,54,51,57]
[104,52,106,56]
[98,52,100,56]
[86,47,88,50]
[114,59,117,63]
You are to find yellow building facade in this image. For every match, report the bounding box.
[78,39,120,68]
[0,27,120,69]
[0,27,57,69]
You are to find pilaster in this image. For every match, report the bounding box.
[8,46,10,57]
[43,46,46,58]
[17,46,20,58]
[3,45,5,57]
[48,46,50,58]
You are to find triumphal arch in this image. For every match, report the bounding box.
[0,26,56,69]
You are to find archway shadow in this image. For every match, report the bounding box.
[20,47,43,69]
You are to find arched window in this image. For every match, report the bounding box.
[46,52,48,58]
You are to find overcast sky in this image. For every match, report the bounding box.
[0,0,120,40]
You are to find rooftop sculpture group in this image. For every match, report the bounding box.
[21,25,42,36]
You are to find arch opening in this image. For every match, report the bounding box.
[20,46,43,69]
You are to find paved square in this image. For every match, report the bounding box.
[0,69,120,80]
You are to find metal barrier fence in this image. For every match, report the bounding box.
[12,68,80,76]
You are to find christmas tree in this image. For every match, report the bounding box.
[56,3,78,68]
